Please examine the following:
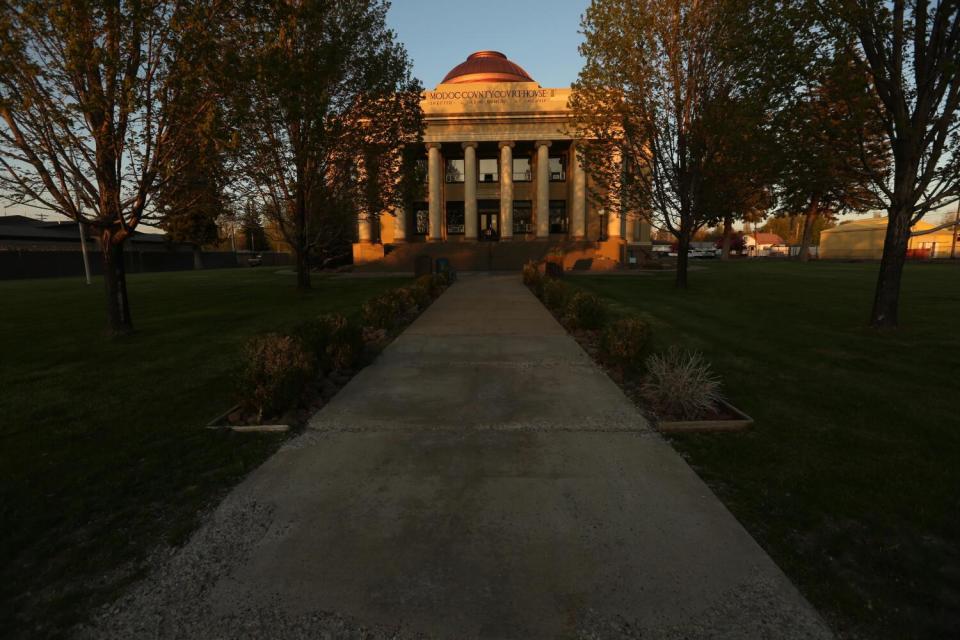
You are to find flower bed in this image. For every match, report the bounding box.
[522,261,751,433]
[208,273,451,432]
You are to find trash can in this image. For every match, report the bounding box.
[436,257,456,283]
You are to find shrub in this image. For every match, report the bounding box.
[295,313,364,373]
[564,290,607,330]
[362,290,404,330]
[599,316,652,368]
[407,282,431,308]
[415,273,448,298]
[237,333,313,422]
[391,287,419,316]
[295,313,343,364]
[541,278,570,311]
[640,347,723,420]
[522,261,544,297]
[327,318,363,371]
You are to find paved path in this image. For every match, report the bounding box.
[88,274,831,639]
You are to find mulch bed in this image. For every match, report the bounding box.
[536,279,751,432]
[210,287,446,432]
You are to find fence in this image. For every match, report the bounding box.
[0,249,292,280]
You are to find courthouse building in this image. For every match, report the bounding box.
[354,51,652,270]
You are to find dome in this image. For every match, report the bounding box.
[441,51,535,84]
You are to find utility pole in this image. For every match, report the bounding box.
[75,190,92,284]
[78,219,92,284]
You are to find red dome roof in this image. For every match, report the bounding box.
[441,51,535,84]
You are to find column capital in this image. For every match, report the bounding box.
[461,141,478,150]
[498,140,515,149]
[425,142,442,151]
[534,140,553,148]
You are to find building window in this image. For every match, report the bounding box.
[478,158,498,183]
[445,158,464,183]
[513,201,533,235]
[549,156,566,182]
[414,202,429,235]
[513,157,532,182]
[549,200,567,233]
[446,201,465,235]
[416,158,428,184]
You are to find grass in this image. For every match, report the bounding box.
[567,260,960,640]
[0,267,406,639]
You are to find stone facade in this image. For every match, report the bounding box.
[354,52,652,268]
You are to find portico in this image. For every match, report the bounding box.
[354,51,651,268]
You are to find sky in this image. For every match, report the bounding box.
[386,0,588,89]
[4,2,954,228]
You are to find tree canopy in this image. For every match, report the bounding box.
[571,0,802,287]
[812,0,960,326]
[224,0,422,289]
[0,0,221,334]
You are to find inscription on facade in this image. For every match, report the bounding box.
[424,88,557,107]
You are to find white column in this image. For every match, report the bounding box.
[607,148,623,239]
[357,152,372,243]
[624,216,636,242]
[607,209,623,239]
[571,144,586,239]
[393,204,407,243]
[426,143,442,241]
[462,142,478,241]
[357,214,372,243]
[535,140,551,238]
[499,141,514,240]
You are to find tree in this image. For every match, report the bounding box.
[762,213,836,246]
[240,201,267,252]
[156,16,230,268]
[570,0,797,287]
[774,51,888,261]
[0,0,217,335]
[814,1,960,327]
[715,232,747,255]
[155,110,226,268]
[225,0,422,290]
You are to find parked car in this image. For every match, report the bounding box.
[247,253,263,267]
[689,247,719,259]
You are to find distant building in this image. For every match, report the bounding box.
[744,233,785,257]
[0,215,171,252]
[0,215,289,280]
[819,217,958,260]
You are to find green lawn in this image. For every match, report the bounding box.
[0,268,405,638]
[568,261,959,640]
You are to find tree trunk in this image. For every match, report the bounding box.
[720,214,733,260]
[869,206,912,328]
[296,243,310,289]
[675,227,691,289]
[798,196,819,263]
[192,244,203,270]
[295,170,311,290]
[101,235,133,336]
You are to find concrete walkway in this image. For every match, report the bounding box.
[89,274,832,639]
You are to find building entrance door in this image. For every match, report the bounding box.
[478,208,500,241]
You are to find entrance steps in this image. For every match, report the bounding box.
[353,239,646,272]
